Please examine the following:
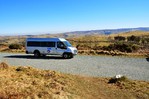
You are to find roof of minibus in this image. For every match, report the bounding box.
[26,38,67,42]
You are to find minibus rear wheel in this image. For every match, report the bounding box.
[34,50,41,57]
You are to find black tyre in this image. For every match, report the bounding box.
[63,53,73,59]
[63,53,69,59]
[42,54,46,57]
[34,50,40,57]
[69,53,73,58]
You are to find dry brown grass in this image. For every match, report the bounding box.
[0,62,71,99]
[110,31,149,37]
[0,62,148,99]
[1,31,149,56]
[0,45,25,53]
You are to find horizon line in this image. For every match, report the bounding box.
[1,26,149,36]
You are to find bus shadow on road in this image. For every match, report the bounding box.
[4,55,65,60]
[146,58,149,62]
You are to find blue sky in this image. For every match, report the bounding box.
[0,0,149,35]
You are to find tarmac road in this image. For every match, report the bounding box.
[1,52,149,81]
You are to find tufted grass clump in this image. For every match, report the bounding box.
[9,43,22,49]
[0,62,9,69]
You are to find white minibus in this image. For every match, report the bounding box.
[25,38,77,59]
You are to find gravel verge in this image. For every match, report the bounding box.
[0,52,149,81]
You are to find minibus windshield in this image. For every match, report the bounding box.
[63,41,72,47]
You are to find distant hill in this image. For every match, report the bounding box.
[1,27,149,38]
[63,27,149,36]
[0,27,149,44]
[111,31,149,37]
[0,27,149,45]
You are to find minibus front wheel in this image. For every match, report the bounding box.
[63,53,73,59]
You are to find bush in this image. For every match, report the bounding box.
[21,41,26,47]
[127,35,141,42]
[102,44,114,51]
[114,36,126,41]
[93,46,101,50]
[114,43,133,52]
[141,37,149,44]
[9,44,22,49]
[0,44,5,46]
[102,42,140,53]
[132,44,140,51]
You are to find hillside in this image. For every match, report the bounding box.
[0,62,148,99]
[0,30,149,45]
[1,30,149,56]
[1,27,149,39]
[110,31,149,37]
[60,27,149,37]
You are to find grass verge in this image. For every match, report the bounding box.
[0,62,149,99]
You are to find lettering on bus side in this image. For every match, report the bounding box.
[47,48,51,53]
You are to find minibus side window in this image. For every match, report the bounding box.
[27,41,40,47]
[47,42,55,47]
[27,41,55,47]
[40,42,47,47]
[57,42,66,49]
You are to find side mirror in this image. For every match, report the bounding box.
[60,44,64,48]
[61,46,67,49]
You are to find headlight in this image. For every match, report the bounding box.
[74,50,78,54]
